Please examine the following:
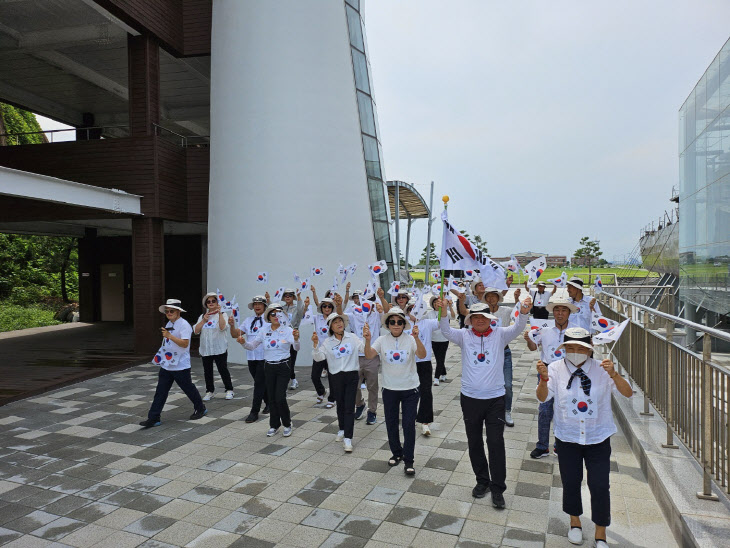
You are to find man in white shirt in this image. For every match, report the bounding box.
[140,299,207,428]
[434,296,532,509]
[525,281,551,319]
[566,277,600,332]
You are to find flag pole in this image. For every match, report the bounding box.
[439,195,449,320]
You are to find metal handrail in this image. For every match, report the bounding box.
[600,289,730,343]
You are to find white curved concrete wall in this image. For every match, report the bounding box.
[208,0,378,365]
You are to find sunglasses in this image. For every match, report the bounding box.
[206,299,217,304]
[321,304,334,309]
[388,319,406,326]
[164,309,177,314]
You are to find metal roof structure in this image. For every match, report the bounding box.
[386,180,429,219]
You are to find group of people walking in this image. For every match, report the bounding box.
[141,274,631,548]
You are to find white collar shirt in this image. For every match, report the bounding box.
[241,315,268,361]
[546,357,618,445]
[570,294,601,331]
[370,332,420,390]
[244,324,300,361]
[312,332,364,374]
[196,313,229,357]
[439,311,527,399]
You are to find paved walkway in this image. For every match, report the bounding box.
[0,334,676,547]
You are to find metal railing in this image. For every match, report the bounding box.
[152,124,209,147]
[0,125,129,143]
[598,289,729,498]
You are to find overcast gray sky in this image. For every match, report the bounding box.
[364,0,730,263]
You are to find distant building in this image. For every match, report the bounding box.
[492,252,568,268]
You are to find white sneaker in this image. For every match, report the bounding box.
[433,378,440,386]
[360,383,367,389]
[440,375,447,382]
[594,540,608,548]
[289,379,299,390]
[266,427,279,437]
[421,424,431,436]
[283,426,293,437]
[343,438,353,452]
[568,526,583,545]
[505,411,514,427]
[336,430,345,442]
[203,392,213,401]
[321,370,328,378]
[225,390,234,400]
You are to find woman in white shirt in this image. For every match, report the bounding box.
[426,295,455,385]
[312,312,364,453]
[536,328,632,548]
[238,303,300,438]
[194,292,234,401]
[363,307,427,476]
[311,297,336,407]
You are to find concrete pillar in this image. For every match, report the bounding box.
[128,34,160,136]
[132,218,165,354]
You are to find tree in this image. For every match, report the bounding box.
[573,237,603,282]
[419,243,439,267]
[472,235,488,255]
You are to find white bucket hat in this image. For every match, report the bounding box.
[558,327,593,350]
[248,295,267,310]
[202,292,218,308]
[482,287,504,304]
[546,296,579,313]
[325,312,349,330]
[318,298,336,314]
[263,303,284,321]
[381,307,411,330]
[282,288,297,298]
[470,277,484,294]
[566,277,585,291]
[391,289,411,304]
[464,303,497,327]
[159,299,185,313]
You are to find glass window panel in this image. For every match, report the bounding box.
[718,106,730,182]
[679,103,686,153]
[345,0,359,11]
[363,135,381,179]
[357,91,376,136]
[695,186,707,247]
[352,49,370,94]
[706,55,721,126]
[720,42,730,113]
[707,176,730,244]
[681,141,695,197]
[373,220,394,263]
[685,89,696,147]
[679,195,696,252]
[706,118,721,185]
[696,74,707,137]
[367,178,388,221]
[695,132,706,192]
[346,6,364,51]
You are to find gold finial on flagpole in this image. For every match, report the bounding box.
[442,195,449,204]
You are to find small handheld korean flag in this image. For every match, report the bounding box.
[256,272,268,284]
[387,280,402,296]
[501,255,521,274]
[216,288,226,305]
[511,301,522,323]
[273,287,286,301]
[592,318,630,345]
[232,303,241,327]
[347,263,358,276]
[547,271,567,288]
[528,319,554,343]
[300,305,315,326]
[448,275,465,294]
[331,276,339,295]
[298,277,310,292]
[368,260,388,277]
[594,275,604,295]
[463,269,475,280]
[591,312,618,333]
[221,294,235,312]
[311,266,325,277]
[431,271,441,282]
[360,299,374,316]
[524,256,547,285]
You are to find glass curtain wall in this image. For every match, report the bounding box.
[679,36,730,318]
[345,0,395,285]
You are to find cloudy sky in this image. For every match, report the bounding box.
[363,0,730,263]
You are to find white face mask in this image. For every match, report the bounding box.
[566,352,588,366]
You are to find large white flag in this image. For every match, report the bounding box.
[524,256,547,285]
[440,211,507,289]
[592,318,630,345]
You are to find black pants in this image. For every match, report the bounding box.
[556,437,612,526]
[201,351,233,393]
[289,347,297,379]
[329,370,359,439]
[432,341,449,379]
[148,367,204,421]
[532,306,549,319]
[460,393,506,494]
[382,387,420,464]
[458,313,466,329]
[416,361,434,424]
[265,360,291,429]
[247,359,268,413]
[311,359,334,401]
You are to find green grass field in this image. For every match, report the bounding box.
[409,267,658,284]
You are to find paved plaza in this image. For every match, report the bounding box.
[0,335,676,547]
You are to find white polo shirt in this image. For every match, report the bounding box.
[546,357,618,445]
[312,332,364,374]
[241,315,268,361]
[571,294,601,332]
[371,332,420,390]
[439,312,527,399]
[244,325,300,362]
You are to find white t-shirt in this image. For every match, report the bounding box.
[196,312,229,357]
[245,325,300,362]
[160,317,193,371]
[530,289,551,308]
[532,325,570,364]
[313,313,331,348]
[571,294,601,332]
[371,332,420,390]
[347,309,381,356]
[312,332,364,374]
[439,312,527,399]
[546,357,618,445]
[425,308,453,342]
[241,315,268,361]
[404,318,439,362]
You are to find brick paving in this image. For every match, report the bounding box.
[0,331,677,547]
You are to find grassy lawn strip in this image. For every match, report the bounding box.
[0,301,61,332]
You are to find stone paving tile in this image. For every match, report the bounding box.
[0,333,680,547]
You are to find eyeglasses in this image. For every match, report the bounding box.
[388,319,406,326]
[205,299,217,304]
[164,309,176,314]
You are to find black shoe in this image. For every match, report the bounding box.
[190,407,208,420]
[491,491,505,509]
[139,419,161,428]
[354,404,366,420]
[262,405,270,414]
[530,448,550,459]
[404,462,415,476]
[472,483,489,498]
[244,413,259,424]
